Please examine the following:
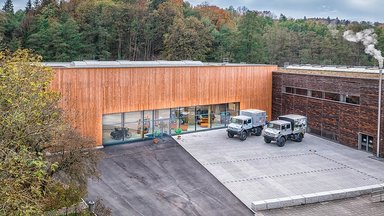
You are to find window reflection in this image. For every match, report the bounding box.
[211,104,227,128]
[154,109,170,137]
[102,102,240,145]
[124,112,142,141]
[102,113,123,144]
[196,105,211,130]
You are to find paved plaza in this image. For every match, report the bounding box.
[175,129,384,210]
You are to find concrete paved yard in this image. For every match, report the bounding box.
[176,129,384,209]
[87,137,252,216]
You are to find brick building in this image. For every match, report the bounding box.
[272,66,384,157]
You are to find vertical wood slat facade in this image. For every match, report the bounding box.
[51,65,276,146]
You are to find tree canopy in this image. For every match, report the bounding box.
[0,49,101,215]
[1,0,384,66]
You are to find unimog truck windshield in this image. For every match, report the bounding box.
[268,123,280,130]
[230,118,243,125]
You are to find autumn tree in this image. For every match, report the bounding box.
[0,49,101,215]
[195,5,235,29]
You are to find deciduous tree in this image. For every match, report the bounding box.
[0,49,101,215]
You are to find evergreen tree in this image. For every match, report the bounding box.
[26,0,32,12]
[34,0,40,8]
[2,0,14,14]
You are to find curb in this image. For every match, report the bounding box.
[252,184,384,211]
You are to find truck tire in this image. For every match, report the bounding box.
[264,137,271,143]
[227,132,234,138]
[276,136,286,147]
[239,131,247,141]
[255,127,262,136]
[296,133,303,142]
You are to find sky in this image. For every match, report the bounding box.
[5,0,384,23]
[186,0,384,23]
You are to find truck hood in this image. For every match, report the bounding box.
[228,123,242,130]
[264,128,279,136]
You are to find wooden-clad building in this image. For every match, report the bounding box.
[272,66,384,157]
[50,61,276,146]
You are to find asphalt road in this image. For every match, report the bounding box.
[87,137,252,216]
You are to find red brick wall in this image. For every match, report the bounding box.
[273,72,383,156]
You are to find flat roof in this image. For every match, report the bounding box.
[43,60,273,68]
[276,65,381,79]
[279,114,306,120]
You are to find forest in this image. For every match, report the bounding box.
[1,0,384,66]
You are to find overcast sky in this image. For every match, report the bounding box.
[6,0,384,23]
[187,0,384,22]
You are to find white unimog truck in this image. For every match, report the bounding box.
[263,114,307,147]
[227,109,267,141]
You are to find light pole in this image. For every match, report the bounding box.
[377,67,382,158]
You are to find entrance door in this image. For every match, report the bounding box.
[360,134,373,152]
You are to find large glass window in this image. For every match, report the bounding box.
[142,111,153,138]
[102,113,123,144]
[154,109,170,137]
[196,105,211,131]
[102,103,239,145]
[179,106,195,133]
[211,104,227,128]
[227,102,240,119]
[170,108,181,134]
[124,111,143,141]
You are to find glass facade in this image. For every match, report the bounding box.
[154,109,170,137]
[124,111,142,141]
[102,113,124,145]
[102,102,240,145]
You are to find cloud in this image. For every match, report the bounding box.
[347,0,379,10]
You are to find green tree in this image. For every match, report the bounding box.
[163,16,213,60]
[0,10,24,51]
[207,24,237,62]
[27,4,83,61]
[26,0,32,12]
[150,0,183,57]
[2,0,14,14]
[234,11,272,63]
[0,49,101,215]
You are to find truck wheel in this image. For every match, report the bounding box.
[296,133,303,142]
[264,137,271,143]
[255,127,262,136]
[277,137,286,147]
[227,132,234,138]
[239,131,247,141]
